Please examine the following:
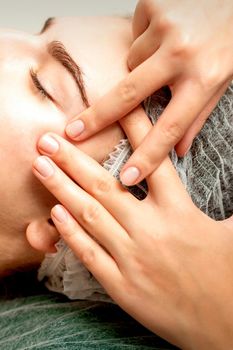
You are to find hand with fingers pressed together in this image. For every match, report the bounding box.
[33,104,233,349]
[65,0,233,186]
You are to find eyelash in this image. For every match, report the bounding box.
[30,68,53,101]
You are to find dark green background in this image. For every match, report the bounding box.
[0,271,178,350]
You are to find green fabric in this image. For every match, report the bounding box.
[0,271,178,350]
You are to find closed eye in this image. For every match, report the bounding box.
[30,68,54,102]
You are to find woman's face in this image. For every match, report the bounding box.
[0,16,132,271]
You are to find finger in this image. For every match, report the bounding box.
[120,106,189,205]
[65,51,175,142]
[128,26,160,70]
[146,157,192,207]
[132,0,151,39]
[33,156,130,260]
[175,80,231,156]
[119,106,153,150]
[120,81,217,186]
[51,204,123,294]
[37,133,141,230]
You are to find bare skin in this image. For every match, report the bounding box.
[65,0,233,186]
[0,16,132,274]
[34,121,233,349]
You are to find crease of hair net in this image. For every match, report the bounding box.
[38,85,233,302]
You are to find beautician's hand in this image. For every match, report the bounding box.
[33,117,233,349]
[65,0,233,186]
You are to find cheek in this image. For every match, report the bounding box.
[75,123,124,163]
[0,90,67,155]
[0,91,67,217]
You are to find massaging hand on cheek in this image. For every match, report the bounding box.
[65,0,233,186]
[33,114,233,349]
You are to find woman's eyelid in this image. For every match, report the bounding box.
[29,63,77,114]
[30,68,53,101]
[42,76,62,105]
[31,67,67,112]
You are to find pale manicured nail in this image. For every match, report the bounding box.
[38,135,59,154]
[52,205,68,223]
[34,157,54,178]
[66,120,85,138]
[120,167,140,186]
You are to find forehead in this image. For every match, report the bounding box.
[0,30,39,59]
[43,16,132,96]
[46,16,132,47]
[0,30,48,80]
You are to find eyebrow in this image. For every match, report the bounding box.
[40,18,89,107]
[40,17,55,34]
[47,40,89,108]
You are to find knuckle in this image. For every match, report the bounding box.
[92,176,113,197]
[169,34,194,60]
[118,78,137,105]
[80,247,96,267]
[81,203,100,225]
[161,121,184,144]
[198,69,221,92]
[151,16,171,34]
[170,42,191,59]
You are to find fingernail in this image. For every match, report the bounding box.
[120,167,140,186]
[38,135,59,154]
[66,120,85,139]
[52,205,68,223]
[34,157,54,178]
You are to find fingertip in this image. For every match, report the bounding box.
[120,166,141,186]
[51,205,68,224]
[66,119,85,140]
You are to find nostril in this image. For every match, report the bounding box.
[47,218,55,227]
